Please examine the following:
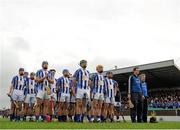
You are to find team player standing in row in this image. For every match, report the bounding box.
[7,60,147,122]
[7,60,118,122]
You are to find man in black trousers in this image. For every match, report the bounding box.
[128,67,144,123]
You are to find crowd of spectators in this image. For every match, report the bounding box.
[120,89,180,110]
[148,89,180,109]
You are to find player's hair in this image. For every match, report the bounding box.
[30,72,35,76]
[139,73,146,77]
[133,67,139,71]
[42,61,48,65]
[62,69,69,74]
[50,69,56,72]
[106,71,113,75]
[96,65,103,70]
[80,60,87,65]
[19,68,24,71]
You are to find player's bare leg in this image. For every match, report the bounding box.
[10,102,15,121]
[84,98,92,122]
[75,99,82,122]
[92,99,98,121]
[29,103,35,118]
[25,103,35,121]
[40,104,44,119]
[16,101,23,121]
[101,103,108,122]
[61,102,65,122]
[47,100,52,118]
[114,107,118,121]
[87,100,94,122]
[97,100,103,122]
[35,97,42,121]
[109,104,114,122]
[49,100,55,120]
[24,103,29,120]
[68,102,75,121]
[43,99,49,117]
[63,102,69,122]
[82,98,90,122]
[58,102,63,122]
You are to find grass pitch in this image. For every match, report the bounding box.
[0,118,180,129]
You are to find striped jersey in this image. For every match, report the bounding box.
[23,76,29,84]
[36,69,52,91]
[68,77,74,93]
[104,77,116,98]
[56,76,71,94]
[51,78,57,93]
[25,78,36,94]
[11,75,26,90]
[92,73,105,94]
[73,68,90,89]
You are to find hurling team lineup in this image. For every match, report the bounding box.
[6,60,149,124]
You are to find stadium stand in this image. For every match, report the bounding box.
[102,59,180,116]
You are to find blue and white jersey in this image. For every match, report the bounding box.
[23,75,29,84]
[36,69,52,91]
[56,76,71,94]
[92,73,105,94]
[11,75,26,91]
[104,77,116,98]
[26,78,36,94]
[51,78,57,93]
[73,68,90,89]
[68,77,74,92]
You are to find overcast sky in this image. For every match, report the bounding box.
[0,0,180,109]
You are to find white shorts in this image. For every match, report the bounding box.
[70,94,76,103]
[50,93,57,101]
[59,93,70,102]
[36,90,50,100]
[24,94,36,104]
[12,89,25,102]
[76,88,90,99]
[93,93,104,101]
[114,101,121,107]
[104,97,115,104]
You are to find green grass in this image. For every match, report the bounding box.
[0,118,180,129]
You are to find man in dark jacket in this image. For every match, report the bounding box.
[128,67,144,123]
